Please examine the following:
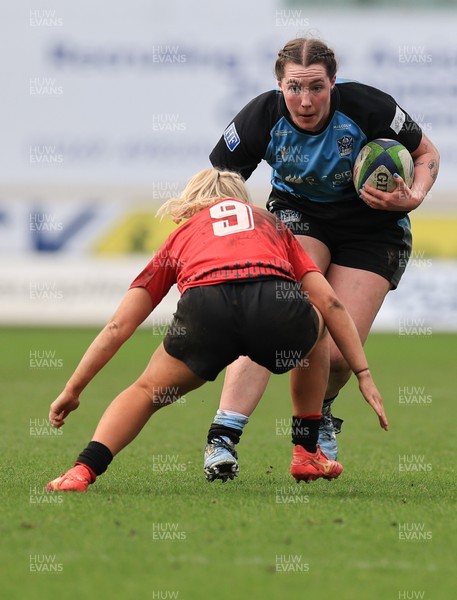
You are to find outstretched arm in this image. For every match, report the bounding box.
[301,271,388,431]
[49,287,153,427]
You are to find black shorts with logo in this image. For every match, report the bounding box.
[267,189,412,289]
[163,278,319,381]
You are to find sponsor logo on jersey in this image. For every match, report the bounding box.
[223,122,241,152]
[336,135,354,157]
[285,174,318,186]
[305,176,318,186]
[285,174,303,184]
[277,209,301,224]
[332,169,353,186]
[334,123,352,130]
[274,129,293,136]
[390,105,406,134]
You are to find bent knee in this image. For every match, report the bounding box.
[329,354,351,379]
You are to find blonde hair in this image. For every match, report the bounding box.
[156,168,251,223]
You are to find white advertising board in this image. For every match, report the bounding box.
[1,1,456,329]
[0,1,455,190]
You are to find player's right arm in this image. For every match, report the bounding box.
[49,240,180,428]
[209,91,278,179]
[49,288,154,427]
[300,270,388,431]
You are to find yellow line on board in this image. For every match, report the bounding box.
[92,211,457,257]
[93,211,178,255]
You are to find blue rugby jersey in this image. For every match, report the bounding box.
[210,81,422,205]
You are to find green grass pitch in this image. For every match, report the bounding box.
[1,327,455,599]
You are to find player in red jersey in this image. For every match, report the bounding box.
[46,169,387,492]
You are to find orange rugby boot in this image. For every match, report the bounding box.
[290,444,343,483]
[46,464,96,492]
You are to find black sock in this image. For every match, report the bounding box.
[291,416,320,453]
[207,423,243,445]
[75,441,113,476]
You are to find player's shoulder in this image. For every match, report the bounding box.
[334,79,400,130]
[335,79,395,107]
[252,203,277,219]
[240,89,282,116]
[224,91,283,155]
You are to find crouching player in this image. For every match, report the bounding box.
[46,168,388,492]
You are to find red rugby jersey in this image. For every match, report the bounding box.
[130,199,320,309]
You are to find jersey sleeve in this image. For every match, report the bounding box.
[209,91,279,180]
[340,82,423,154]
[129,237,179,309]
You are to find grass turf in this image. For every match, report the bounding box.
[1,327,455,599]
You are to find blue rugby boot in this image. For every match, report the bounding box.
[204,436,239,482]
[318,400,343,460]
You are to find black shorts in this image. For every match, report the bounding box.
[267,189,412,289]
[163,279,319,381]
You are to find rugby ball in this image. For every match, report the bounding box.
[353,138,414,193]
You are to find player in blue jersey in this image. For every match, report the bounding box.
[203,37,440,479]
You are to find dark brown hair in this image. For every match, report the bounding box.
[274,38,338,80]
